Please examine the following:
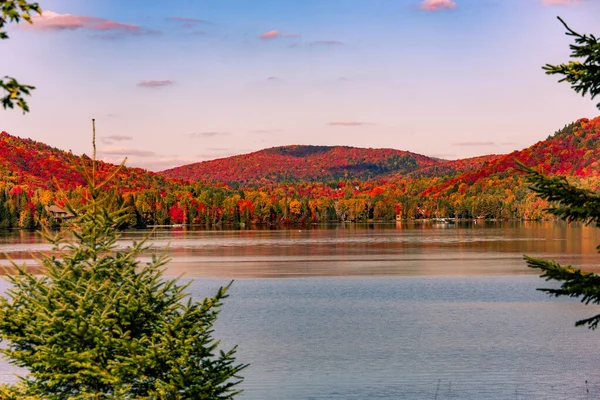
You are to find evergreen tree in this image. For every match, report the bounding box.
[0,121,246,398]
[542,17,600,110]
[524,18,600,329]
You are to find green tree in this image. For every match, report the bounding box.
[543,17,600,110]
[524,18,600,329]
[1,0,41,113]
[0,121,246,398]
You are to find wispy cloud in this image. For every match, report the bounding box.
[167,16,207,23]
[310,40,343,46]
[541,0,578,5]
[167,16,209,30]
[100,146,156,157]
[328,121,373,126]
[249,129,284,134]
[259,30,300,39]
[189,131,231,138]
[137,80,175,88]
[419,0,457,11]
[101,135,133,145]
[92,31,160,40]
[259,30,280,39]
[28,10,157,36]
[452,141,496,146]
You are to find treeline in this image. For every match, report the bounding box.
[3,172,598,230]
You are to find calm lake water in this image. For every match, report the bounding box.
[1,221,600,399]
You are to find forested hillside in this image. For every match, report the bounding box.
[0,131,173,192]
[160,145,440,184]
[0,117,598,229]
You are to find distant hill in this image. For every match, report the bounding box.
[0,131,172,192]
[160,145,442,184]
[421,116,600,197]
[3,116,600,195]
[1,117,600,227]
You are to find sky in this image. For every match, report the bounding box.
[2,0,600,171]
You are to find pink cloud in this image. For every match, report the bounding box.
[419,0,457,11]
[259,30,299,39]
[100,146,156,157]
[137,80,175,88]
[328,121,372,126]
[101,135,133,145]
[260,30,279,39]
[541,0,578,5]
[29,11,141,32]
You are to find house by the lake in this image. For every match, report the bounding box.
[46,205,74,221]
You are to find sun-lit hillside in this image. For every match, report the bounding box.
[0,131,173,192]
[1,116,599,227]
[421,116,600,198]
[160,145,441,184]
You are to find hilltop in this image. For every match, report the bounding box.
[158,117,600,192]
[3,117,600,194]
[160,145,441,184]
[0,117,599,227]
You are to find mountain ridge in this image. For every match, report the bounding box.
[1,116,599,192]
[160,144,443,184]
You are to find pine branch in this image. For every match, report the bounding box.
[519,162,600,226]
[525,256,600,329]
[542,17,600,110]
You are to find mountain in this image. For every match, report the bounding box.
[160,145,441,184]
[0,131,172,192]
[4,116,599,193]
[1,117,599,227]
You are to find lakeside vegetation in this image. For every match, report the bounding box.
[1,0,600,397]
[1,116,600,230]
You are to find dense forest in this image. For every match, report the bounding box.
[0,116,599,229]
[161,144,441,184]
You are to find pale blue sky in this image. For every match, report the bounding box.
[2,0,599,170]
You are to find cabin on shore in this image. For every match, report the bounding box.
[46,205,74,221]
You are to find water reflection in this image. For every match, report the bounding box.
[0,221,598,277]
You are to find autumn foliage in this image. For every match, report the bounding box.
[161,145,439,184]
[0,116,599,228]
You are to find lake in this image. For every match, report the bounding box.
[1,221,600,399]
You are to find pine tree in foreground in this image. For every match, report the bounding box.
[524,17,600,329]
[524,168,600,328]
[0,121,246,399]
